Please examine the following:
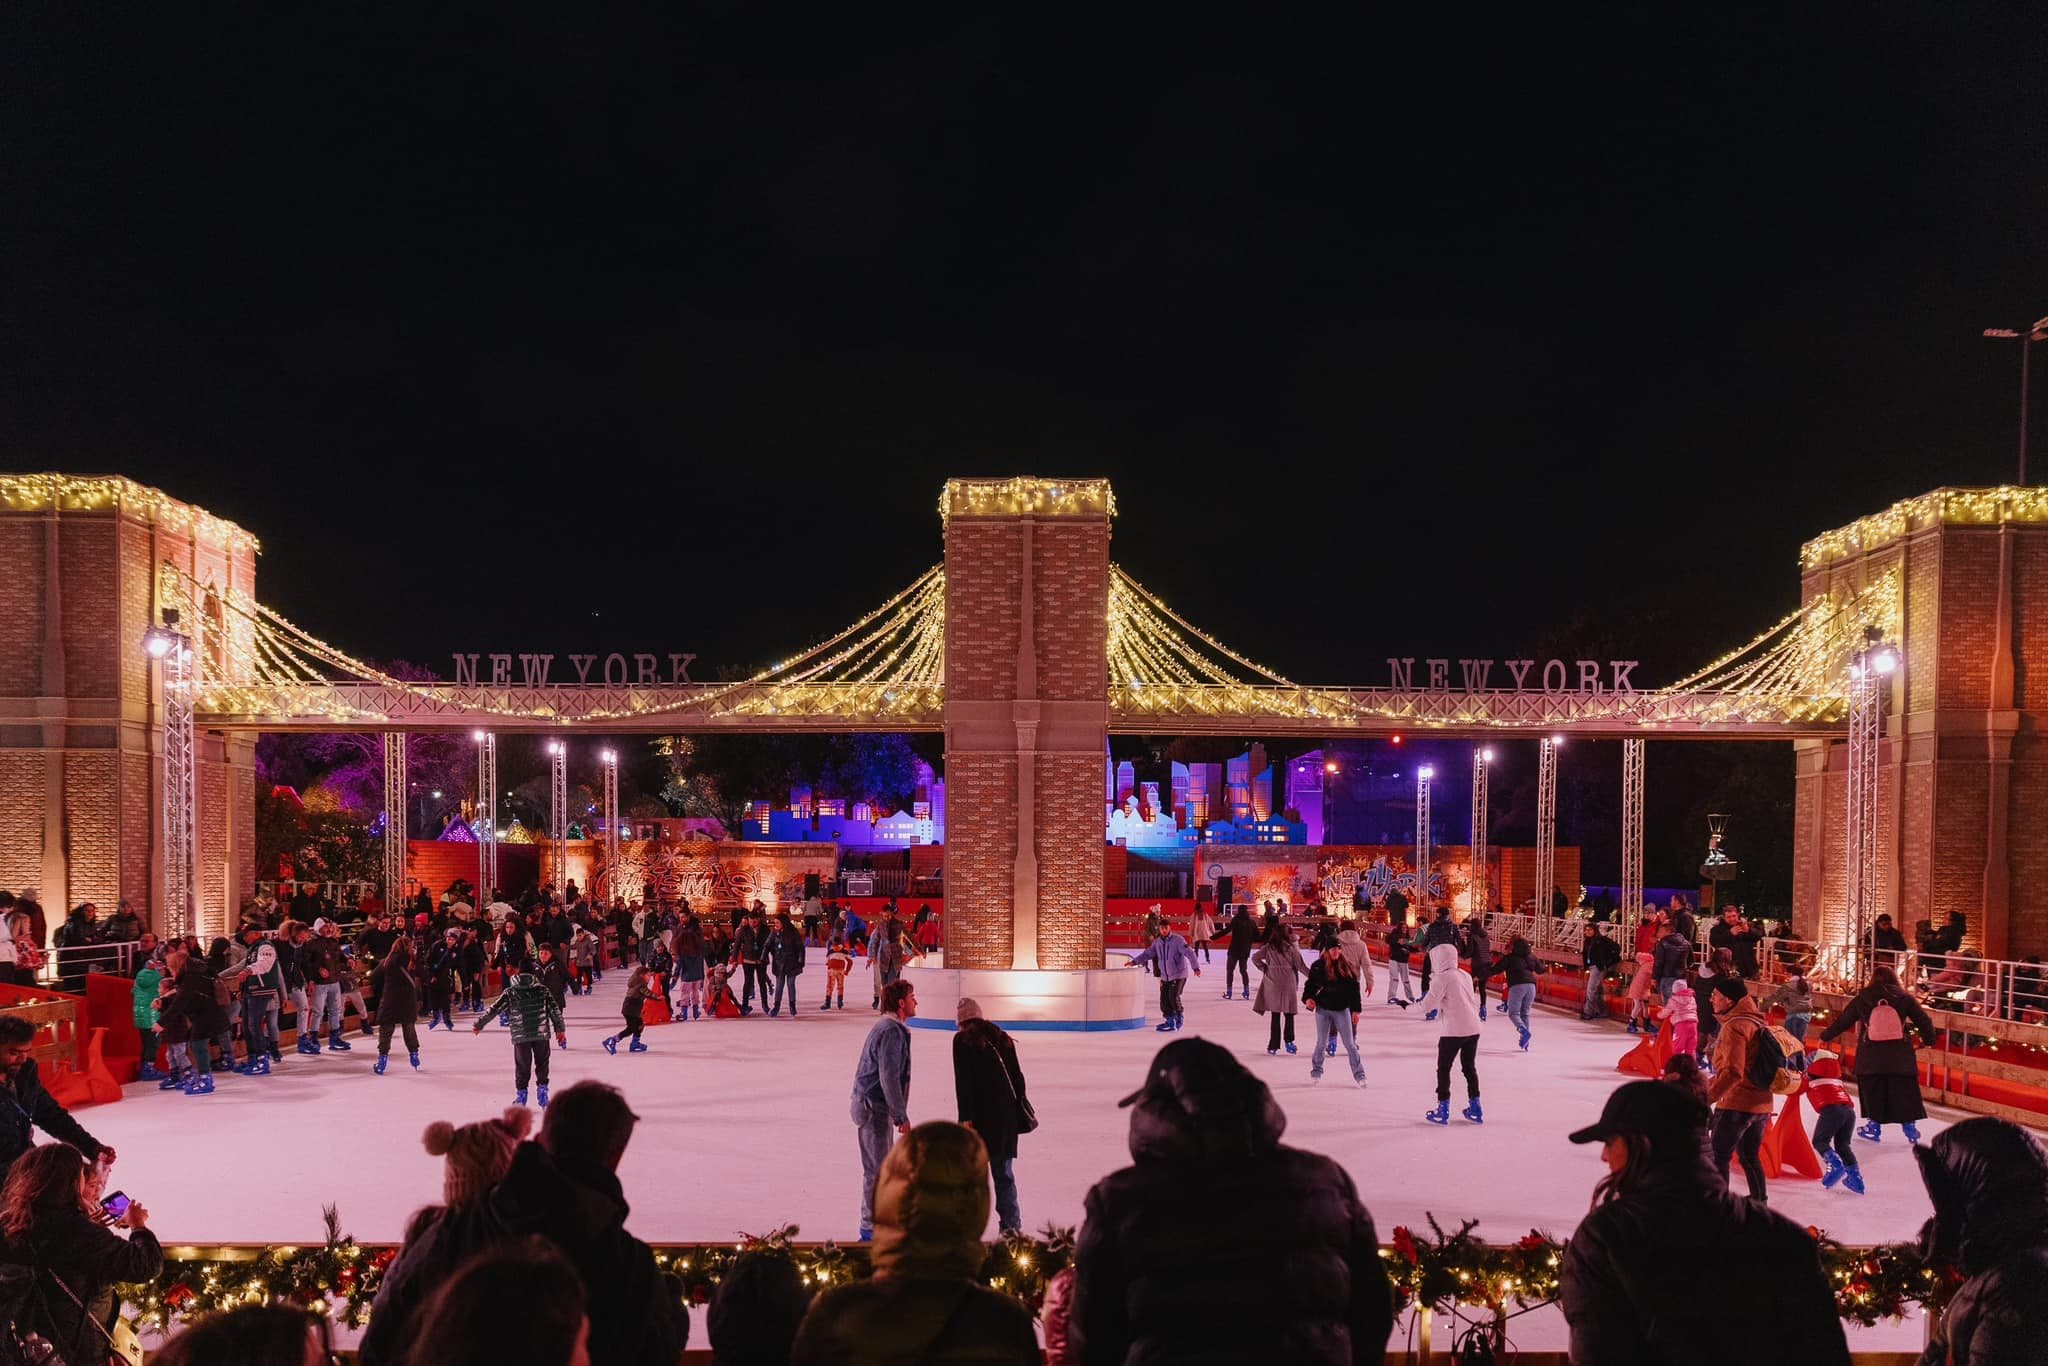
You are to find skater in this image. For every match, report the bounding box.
[237,936,284,1071]
[1464,915,1494,1021]
[823,935,855,1010]
[473,970,567,1108]
[671,911,705,1019]
[424,930,460,1030]
[533,942,570,1016]
[603,966,653,1054]
[1251,920,1310,1056]
[372,936,422,1074]
[733,906,769,1016]
[1335,919,1374,1040]
[1803,1048,1862,1193]
[1218,902,1257,1000]
[569,924,599,996]
[1383,919,1416,1004]
[300,919,348,1053]
[1703,977,1772,1202]
[1128,920,1199,1031]
[1581,922,1621,1020]
[849,980,916,1241]
[1561,1081,1850,1365]
[870,910,916,1010]
[704,959,743,1018]
[767,912,806,1017]
[459,926,487,1013]
[155,950,217,1096]
[1769,971,1814,1045]
[1419,942,1482,1124]
[1654,976,1699,1060]
[1419,906,1457,996]
[1301,943,1366,1086]
[132,953,165,1080]
[1487,935,1540,1050]
[1188,903,1216,965]
[1817,963,1936,1145]
[952,997,1030,1235]
[1651,913,1691,1005]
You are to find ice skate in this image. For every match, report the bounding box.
[1284,1041,1297,1054]
[1903,1123,1922,1144]
[409,1051,421,1070]
[1425,1100,1450,1125]
[514,1088,527,1106]
[603,1036,618,1054]
[1820,1150,1846,1188]
[537,1085,549,1108]
[185,1073,214,1096]
[628,1038,648,1053]
[373,1055,387,1075]
[1842,1167,1865,1195]
[1462,1100,1484,1124]
[326,1031,352,1052]
[1857,1120,1882,1142]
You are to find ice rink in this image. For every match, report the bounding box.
[90,950,1955,1352]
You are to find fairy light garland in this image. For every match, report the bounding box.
[0,473,261,554]
[117,1216,1954,1337]
[1802,486,2048,570]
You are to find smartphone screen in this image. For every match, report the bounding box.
[101,1191,130,1218]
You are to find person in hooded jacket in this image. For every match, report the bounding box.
[1251,921,1310,1055]
[1704,976,1774,1201]
[1217,903,1258,1001]
[1419,942,1483,1124]
[1561,1080,1850,1366]
[1911,1117,2048,1366]
[359,1081,685,1366]
[1067,1038,1393,1366]
[791,1121,1037,1366]
[1819,964,1938,1144]
[1463,917,1494,1020]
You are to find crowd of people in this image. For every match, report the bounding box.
[0,1042,2038,1365]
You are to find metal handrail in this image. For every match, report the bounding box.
[35,938,140,985]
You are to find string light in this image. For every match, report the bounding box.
[0,473,261,553]
[1802,486,2048,569]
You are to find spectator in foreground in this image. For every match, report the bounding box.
[850,979,916,1242]
[406,1237,591,1366]
[151,1304,328,1366]
[359,1082,684,1366]
[791,1121,1038,1366]
[1912,1117,2048,1366]
[1068,1038,1393,1365]
[0,1015,109,1170]
[710,1251,815,1366]
[1561,1080,1849,1366]
[0,1142,163,1366]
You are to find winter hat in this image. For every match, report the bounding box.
[312,917,332,935]
[1708,975,1748,1004]
[422,1106,532,1208]
[955,997,983,1025]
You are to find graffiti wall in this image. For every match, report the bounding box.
[545,834,838,913]
[1201,845,1496,912]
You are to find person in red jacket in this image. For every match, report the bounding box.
[1805,1048,1862,1193]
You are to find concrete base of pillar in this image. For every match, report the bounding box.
[903,959,1148,1031]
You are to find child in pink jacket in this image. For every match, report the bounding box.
[1654,977,1698,1058]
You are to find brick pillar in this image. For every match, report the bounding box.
[1795,489,2048,958]
[941,479,1112,971]
[0,477,259,940]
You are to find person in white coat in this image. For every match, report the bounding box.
[1419,942,1483,1125]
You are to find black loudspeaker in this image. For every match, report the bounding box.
[804,872,822,899]
[1215,875,1234,907]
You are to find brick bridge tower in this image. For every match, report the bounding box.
[0,475,259,943]
[914,477,1144,1028]
[1794,488,2048,961]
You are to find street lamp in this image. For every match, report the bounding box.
[472,730,498,896]
[1983,316,2048,483]
[1846,628,1901,976]
[141,611,196,938]
[1471,748,1493,916]
[1415,764,1435,910]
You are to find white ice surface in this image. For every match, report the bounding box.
[92,951,1950,1352]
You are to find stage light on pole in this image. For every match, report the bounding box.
[600,748,621,903]
[547,739,568,902]
[474,730,498,895]
[1415,763,1435,909]
[1471,748,1492,916]
[1846,627,1901,976]
[141,610,195,938]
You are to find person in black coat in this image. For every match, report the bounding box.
[1819,965,1939,1140]
[767,914,807,1017]
[358,1081,685,1366]
[1912,1117,2048,1366]
[1218,905,1258,1000]
[953,998,1029,1235]
[1561,1081,1849,1366]
[1463,917,1494,1018]
[1069,1038,1393,1366]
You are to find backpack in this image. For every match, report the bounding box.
[212,972,233,1007]
[1743,1019,1803,1094]
[1865,999,1905,1042]
[1763,1025,1809,1094]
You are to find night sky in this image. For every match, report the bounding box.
[7,10,2046,689]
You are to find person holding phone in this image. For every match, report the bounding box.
[0,1016,111,1172]
[0,1142,160,1366]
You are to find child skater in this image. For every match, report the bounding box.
[603,965,653,1054]
[823,935,854,1011]
[1420,942,1482,1125]
[473,970,566,1109]
[1654,976,1699,1062]
[1805,1047,1863,1193]
[672,921,705,1021]
[424,929,460,1031]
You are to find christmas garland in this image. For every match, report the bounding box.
[118,1208,1955,1337]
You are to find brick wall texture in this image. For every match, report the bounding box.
[943,523,1021,703]
[0,519,44,697]
[1035,753,1104,969]
[1031,523,1108,701]
[940,753,1018,967]
[1797,521,2048,956]
[0,754,46,891]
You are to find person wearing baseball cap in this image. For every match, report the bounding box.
[1560,1080,1849,1364]
[1068,1038,1394,1363]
